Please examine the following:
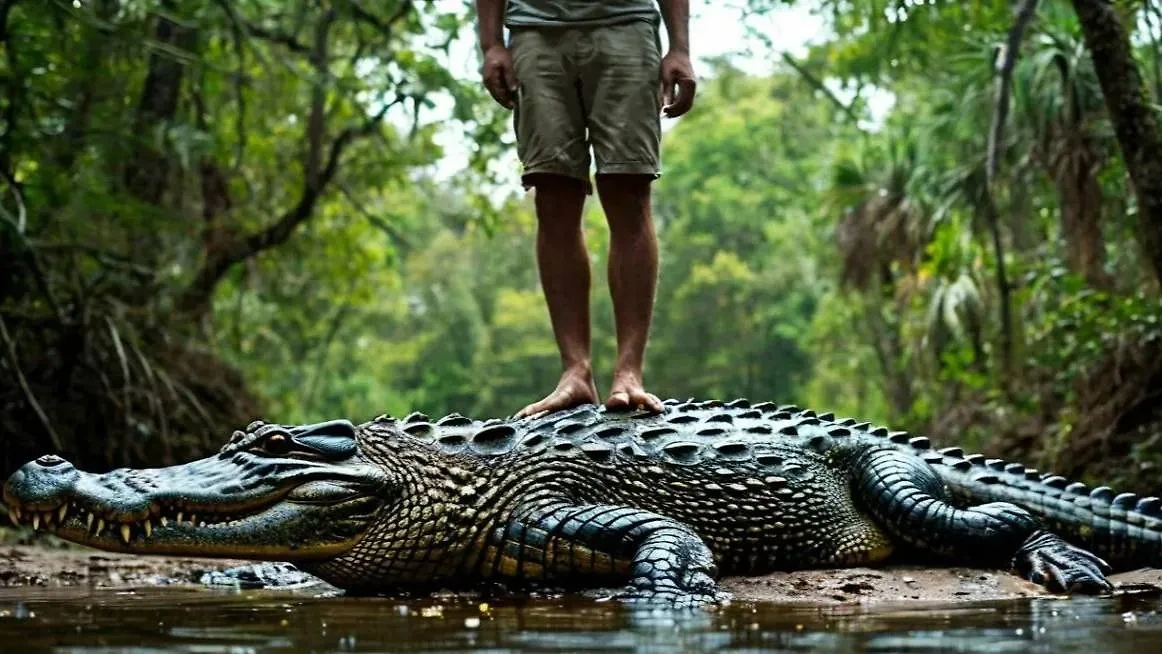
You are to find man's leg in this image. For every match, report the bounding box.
[508,28,599,418]
[515,175,600,418]
[595,174,663,411]
[583,20,666,412]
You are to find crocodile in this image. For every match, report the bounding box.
[4,398,1160,606]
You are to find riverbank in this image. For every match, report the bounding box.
[2,542,1160,605]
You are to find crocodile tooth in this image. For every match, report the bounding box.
[120,524,131,544]
[58,505,68,523]
[176,511,184,524]
[7,509,19,526]
[32,513,41,530]
[160,516,168,527]
[189,514,196,525]
[143,520,152,537]
[96,518,105,534]
[10,507,20,521]
[86,513,94,531]
[199,521,207,528]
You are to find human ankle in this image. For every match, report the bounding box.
[561,359,593,376]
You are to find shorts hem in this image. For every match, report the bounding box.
[520,166,593,194]
[595,162,660,178]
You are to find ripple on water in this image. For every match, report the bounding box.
[0,587,1160,653]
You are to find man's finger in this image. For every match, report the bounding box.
[661,77,675,112]
[501,63,519,97]
[663,77,696,117]
[483,74,514,109]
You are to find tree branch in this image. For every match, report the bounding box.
[305,8,336,188]
[0,315,64,451]
[338,182,413,252]
[987,0,1040,185]
[779,52,861,124]
[243,21,309,54]
[176,95,403,314]
[349,0,414,37]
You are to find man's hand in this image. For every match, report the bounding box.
[660,49,696,118]
[482,44,518,110]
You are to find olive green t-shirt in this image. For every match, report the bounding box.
[504,0,660,27]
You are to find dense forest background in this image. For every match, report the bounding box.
[2,0,1162,493]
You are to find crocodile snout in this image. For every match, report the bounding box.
[3,455,82,525]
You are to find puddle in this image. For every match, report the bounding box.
[0,585,1160,652]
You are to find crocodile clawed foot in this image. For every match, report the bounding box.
[199,562,321,589]
[1013,531,1113,594]
[584,568,730,610]
[583,583,729,610]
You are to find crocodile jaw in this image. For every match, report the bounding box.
[3,454,387,560]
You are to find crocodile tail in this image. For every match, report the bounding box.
[873,430,1162,571]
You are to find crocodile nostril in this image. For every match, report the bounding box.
[34,455,67,467]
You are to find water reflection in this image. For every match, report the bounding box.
[0,586,1159,653]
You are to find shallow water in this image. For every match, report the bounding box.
[0,586,1160,653]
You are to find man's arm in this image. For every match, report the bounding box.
[658,0,695,117]
[659,0,689,55]
[476,0,505,53]
[476,0,517,109]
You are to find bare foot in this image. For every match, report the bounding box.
[604,370,664,413]
[514,366,599,419]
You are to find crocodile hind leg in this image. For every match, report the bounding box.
[855,448,1112,593]
[484,502,727,608]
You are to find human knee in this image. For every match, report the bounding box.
[595,173,652,199]
[597,175,653,235]
[529,174,587,234]
[532,175,594,203]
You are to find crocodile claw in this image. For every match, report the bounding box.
[584,584,730,610]
[1013,531,1113,594]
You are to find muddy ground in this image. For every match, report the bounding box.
[2,538,1161,604]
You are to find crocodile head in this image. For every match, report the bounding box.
[2,419,390,562]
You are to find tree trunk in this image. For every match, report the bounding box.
[123,5,197,206]
[1071,0,1162,286]
[1054,148,1110,288]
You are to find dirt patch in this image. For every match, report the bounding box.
[1,543,1159,603]
[723,565,1162,604]
[0,545,250,589]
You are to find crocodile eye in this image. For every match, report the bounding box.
[264,433,292,455]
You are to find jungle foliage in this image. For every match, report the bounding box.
[2,0,1161,492]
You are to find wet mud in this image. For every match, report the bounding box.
[2,542,1160,604]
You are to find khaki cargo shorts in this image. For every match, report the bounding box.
[508,20,663,192]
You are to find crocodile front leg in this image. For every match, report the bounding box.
[484,502,727,608]
[855,448,1112,593]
